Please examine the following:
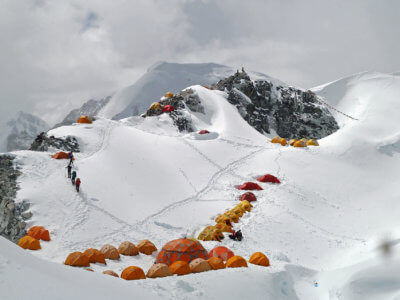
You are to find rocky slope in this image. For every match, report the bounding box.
[0,155,30,242]
[29,132,80,152]
[212,70,339,139]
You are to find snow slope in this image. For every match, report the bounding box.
[5,72,400,299]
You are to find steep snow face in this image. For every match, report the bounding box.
[99,62,235,120]
[0,112,49,153]
[8,73,400,299]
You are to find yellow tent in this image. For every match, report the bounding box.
[306,139,319,146]
[149,102,162,111]
[288,139,298,146]
[18,236,41,250]
[207,257,225,270]
[270,136,280,143]
[169,261,191,276]
[249,252,270,267]
[293,141,307,148]
[226,255,248,268]
[164,92,174,98]
[280,138,287,146]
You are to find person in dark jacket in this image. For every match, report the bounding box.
[75,178,81,192]
[229,230,243,241]
[66,165,72,178]
[68,152,74,165]
[71,171,77,185]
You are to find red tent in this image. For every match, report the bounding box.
[238,182,263,190]
[240,192,257,202]
[257,174,280,184]
[162,105,175,112]
[209,246,234,261]
[199,130,210,134]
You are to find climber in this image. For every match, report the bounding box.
[68,151,74,165]
[66,164,72,178]
[71,170,77,185]
[75,178,81,192]
[229,230,243,241]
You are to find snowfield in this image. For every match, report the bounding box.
[2,72,400,299]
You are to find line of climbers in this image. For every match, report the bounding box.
[65,152,81,192]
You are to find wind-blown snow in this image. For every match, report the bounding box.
[3,72,400,299]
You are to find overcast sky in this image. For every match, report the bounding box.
[1,0,400,125]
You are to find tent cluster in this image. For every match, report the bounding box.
[64,240,157,267]
[18,226,51,251]
[148,101,175,113]
[197,200,253,242]
[271,136,319,148]
[85,239,269,280]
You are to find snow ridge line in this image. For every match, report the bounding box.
[316,97,359,120]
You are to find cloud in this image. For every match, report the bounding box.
[0,0,399,125]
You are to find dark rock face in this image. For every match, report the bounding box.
[53,96,110,129]
[30,132,80,152]
[212,70,339,139]
[0,155,30,243]
[142,88,199,132]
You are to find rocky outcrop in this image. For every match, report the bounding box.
[30,132,80,152]
[142,89,198,132]
[53,96,110,128]
[212,70,339,139]
[0,155,30,243]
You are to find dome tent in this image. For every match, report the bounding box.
[226,255,248,268]
[306,139,319,146]
[27,226,50,241]
[207,257,225,270]
[64,252,90,267]
[249,252,270,267]
[240,192,257,202]
[238,200,253,212]
[169,261,191,276]
[189,258,211,273]
[164,92,174,98]
[118,241,139,256]
[238,182,263,190]
[209,246,234,261]
[162,105,175,112]
[270,136,280,143]
[293,140,307,148]
[84,248,106,264]
[137,239,157,255]
[214,222,234,233]
[18,236,41,250]
[52,152,69,159]
[289,139,298,146]
[257,174,280,184]
[279,138,287,146]
[121,266,146,280]
[100,244,120,260]
[156,238,208,266]
[149,102,162,111]
[147,263,173,278]
[199,130,210,134]
[77,116,92,124]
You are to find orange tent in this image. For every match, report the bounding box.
[146,263,173,278]
[64,252,90,267]
[156,238,208,266]
[293,141,306,148]
[280,138,287,146]
[249,252,270,267]
[52,152,69,159]
[100,244,120,260]
[103,270,119,277]
[226,255,248,268]
[189,258,211,273]
[27,226,50,241]
[118,241,139,256]
[77,116,92,124]
[270,136,280,143]
[137,239,157,255]
[83,248,106,264]
[18,236,41,250]
[209,246,234,261]
[207,257,225,270]
[121,266,146,280]
[169,261,191,276]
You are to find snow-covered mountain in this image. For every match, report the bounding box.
[2,71,400,299]
[0,112,49,153]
